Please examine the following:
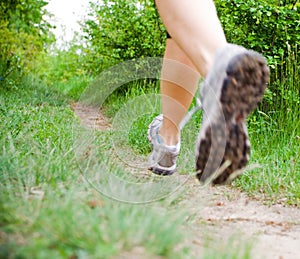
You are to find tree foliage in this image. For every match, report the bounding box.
[0,0,54,88]
[82,0,299,75]
[82,0,166,74]
[215,0,300,68]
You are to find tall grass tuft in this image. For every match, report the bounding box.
[235,46,300,205]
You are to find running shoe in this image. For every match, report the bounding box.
[196,44,269,184]
[148,114,180,175]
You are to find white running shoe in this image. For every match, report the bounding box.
[148,114,180,175]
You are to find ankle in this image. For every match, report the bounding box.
[159,124,180,146]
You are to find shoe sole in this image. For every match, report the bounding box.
[196,52,269,184]
[150,167,175,176]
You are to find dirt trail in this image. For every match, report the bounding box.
[73,103,300,259]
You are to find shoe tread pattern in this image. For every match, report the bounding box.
[196,52,269,184]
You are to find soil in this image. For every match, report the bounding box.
[73,103,300,259]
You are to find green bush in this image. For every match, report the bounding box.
[82,0,299,74]
[215,0,300,69]
[0,0,54,89]
[82,0,166,74]
[36,43,87,85]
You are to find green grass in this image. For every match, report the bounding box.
[233,50,300,205]
[1,49,299,258]
[201,235,253,259]
[0,79,192,258]
[52,75,93,101]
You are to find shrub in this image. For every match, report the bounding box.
[81,0,166,74]
[0,0,54,88]
[215,0,299,69]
